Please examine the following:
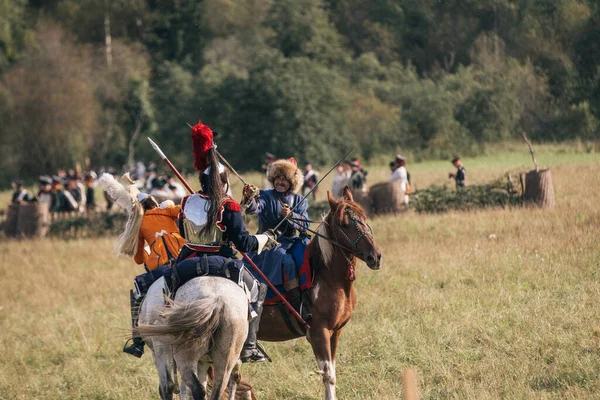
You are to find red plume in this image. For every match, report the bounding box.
[191,121,214,171]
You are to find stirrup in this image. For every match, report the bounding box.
[240,346,269,363]
[123,339,144,358]
[298,300,313,322]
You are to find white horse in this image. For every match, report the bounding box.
[136,276,249,400]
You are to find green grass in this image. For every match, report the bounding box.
[0,145,599,399]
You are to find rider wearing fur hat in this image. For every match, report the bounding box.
[160,121,276,363]
[242,157,311,321]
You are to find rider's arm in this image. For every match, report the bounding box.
[219,202,259,253]
[162,204,181,219]
[244,190,266,215]
[133,233,147,265]
[287,194,309,232]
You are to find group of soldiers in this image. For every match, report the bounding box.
[11,171,97,214]
[331,158,369,198]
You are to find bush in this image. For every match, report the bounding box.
[411,176,523,213]
[48,212,128,239]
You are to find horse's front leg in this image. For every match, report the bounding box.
[329,329,342,379]
[309,328,336,400]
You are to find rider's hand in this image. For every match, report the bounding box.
[263,236,279,251]
[280,204,291,217]
[243,184,258,199]
[265,229,278,241]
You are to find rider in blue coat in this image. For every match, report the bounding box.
[242,158,311,320]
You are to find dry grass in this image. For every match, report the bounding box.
[0,147,599,399]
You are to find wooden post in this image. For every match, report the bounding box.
[521,132,555,208]
[402,369,419,400]
[17,203,51,238]
[5,204,20,237]
[522,169,555,208]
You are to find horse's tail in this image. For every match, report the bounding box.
[135,297,225,349]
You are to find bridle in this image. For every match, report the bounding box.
[330,209,373,259]
[291,207,374,281]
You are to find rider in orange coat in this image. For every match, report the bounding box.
[123,194,186,358]
[133,194,185,271]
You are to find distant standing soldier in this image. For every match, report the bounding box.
[11,180,32,204]
[51,176,71,212]
[331,163,350,199]
[66,176,85,213]
[37,176,54,208]
[85,172,97,213]
[349,161,367,192]
[389,155,410,206]
[449,157,466,189]
[302,162,318,201]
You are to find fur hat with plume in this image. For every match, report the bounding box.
[267,158,304,193]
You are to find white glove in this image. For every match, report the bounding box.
[255,231,279,254]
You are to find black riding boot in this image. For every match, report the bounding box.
[240,283,269,363]
[123,290,145,358]
[287,287,312,322]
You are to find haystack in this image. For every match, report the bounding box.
[351,189,372,216]
[369,182,406,215]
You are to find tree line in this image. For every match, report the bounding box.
[1,0,599,186]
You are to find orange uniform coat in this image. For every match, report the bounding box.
[134,205,185,270]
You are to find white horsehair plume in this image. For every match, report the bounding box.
[99,173,144,257]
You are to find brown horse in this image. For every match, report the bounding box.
[258,186,382,400]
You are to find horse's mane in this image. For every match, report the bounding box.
[332,199,366,223]
[313,197,366,267]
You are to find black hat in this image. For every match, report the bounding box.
[152,178,167,189]
[39,176,52,185]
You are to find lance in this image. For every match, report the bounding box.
[148,138,195,194]
[272,147,353,234]
[147,137,310,330]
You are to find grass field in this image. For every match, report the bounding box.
[0,144,599,399]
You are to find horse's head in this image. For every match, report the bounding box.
[325,186,382,270]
